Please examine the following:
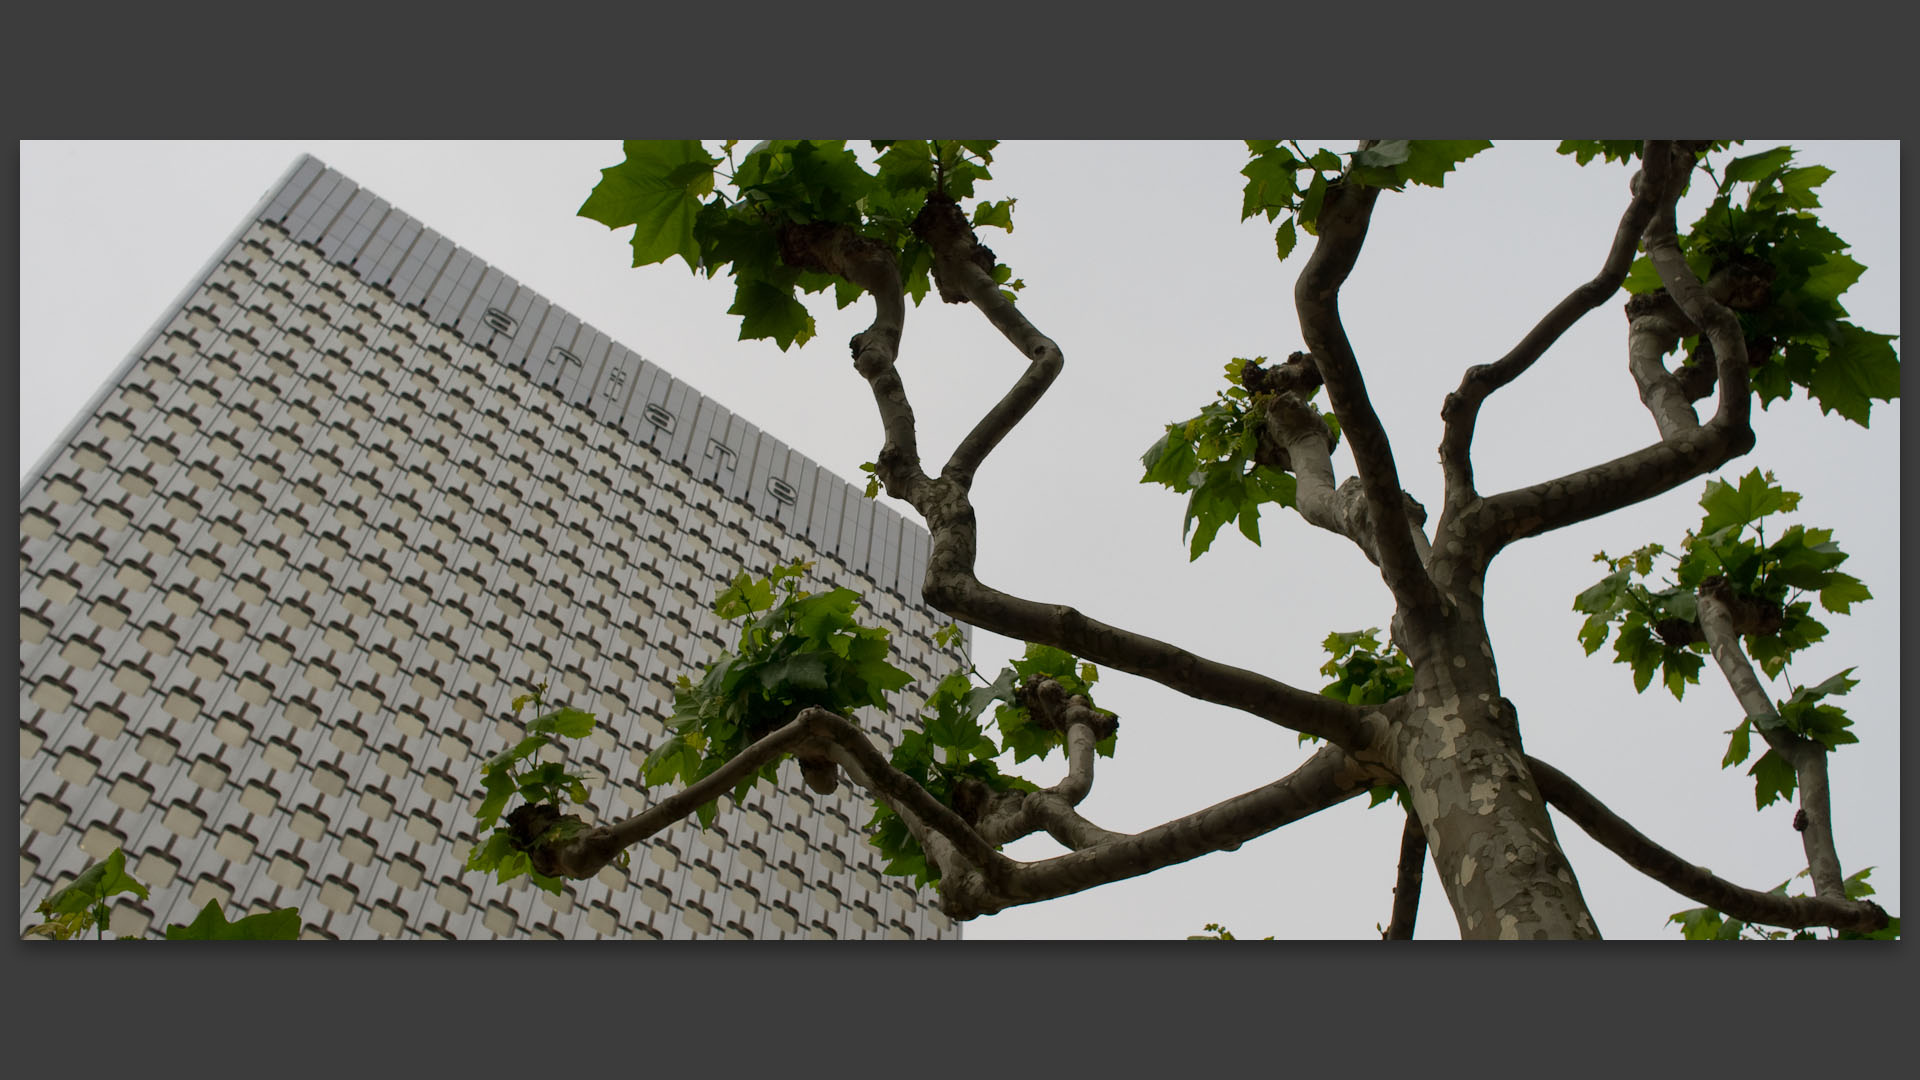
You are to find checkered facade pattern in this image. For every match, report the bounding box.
[19,156,962,940]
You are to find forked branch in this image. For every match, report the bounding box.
[1457,142,1757,559]
[820,203,1381,752]
[1697,582,1848,900]
[1295,174,1442,628]
[776,223,932,497]
[1438,151,1666,508]
[1266,383,1431,571]
[911,192,1064,491]
[547,702,1393,922]
[1528,756,1887,933]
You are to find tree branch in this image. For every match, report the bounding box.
[1294,173,1442,627]
[776,223,931,498]
[967,721,1111,847]
[1266,386,1430,571]
[910,192,1064,491]
[941,742,1393,919]
[546,711,819,878]
[1438,155,1665,509]
[1382,808,1425,940]
[1454,143,1756,557]
[547,696,1395,925]
[1527,755,1887,934]
[1637,142,1754,435]
[918,541,1386,752]
[1623,291,1705,440]
[1696,580,1848,901]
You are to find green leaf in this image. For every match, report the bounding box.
[1817,572,1871,614]
[727,279,815,351]
[1353,140,1492,189]
[165,901,301,940]
[1789,667,1859,703]
[1724,145,1795,184]
[529,706,595,740]
[875,140,936,195]
[1240,144,1301,222]
[1365,785,1408,810]
[755,651,832,694]
[972,198,1016,232]
[714,571,776,619]
[1668,906,1728,941]
[1805,323,1899,427]
[1799,252,1865,305]
[966,666,1019,719]
[780,141,877,224]
[1763,525,1847,591]
[1784,702,1857,751]
[1274,218,1298,262]
[1698,468,1798,535]
[1621,254,1665,295]
[1298,172,1329,234]
[1745,603,1827,679]
[1351,140,1411,169]
[1749,749,1796,809]
[1612,615,1661,693]
[474,770,517,830]
[484,734,551,775]
[1842,866,1877,900]
[1557,140,1642,166]
[467,831,514,872]
[578,141,719,271]
[1721,718,1752,769]
[38,847,149,917]
[1572,569,1631,615]
[1140,427,1201,491]
[1662,648,1704,701]
[1774,165,1834,209]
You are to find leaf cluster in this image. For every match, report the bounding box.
[641,562,914,828]
[25,847,299,940]
[1605,144,1898,428]
[24,846,150,939]
[580,140,1020,351]
[466,682,603,894]
[1305,628,1412,809]
[1572,470,1871,808]
[164,902,303,941]
[1668,866,1898,940]
[866,642,1116,886]
[1140,359,1328,560]
[1241,140,1490,261]
[1187,921,1273,940]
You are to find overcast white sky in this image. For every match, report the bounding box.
[18,141,1899,939]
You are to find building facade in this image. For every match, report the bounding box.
[19,156,962,939]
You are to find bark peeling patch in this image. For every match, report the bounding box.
[1459,854,1477,887]
[1469,778,1499,812]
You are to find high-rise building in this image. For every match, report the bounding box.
[18,155,962,940]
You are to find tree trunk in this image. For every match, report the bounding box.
[1396,685,1601,939]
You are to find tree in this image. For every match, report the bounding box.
[467,140,1897,940]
